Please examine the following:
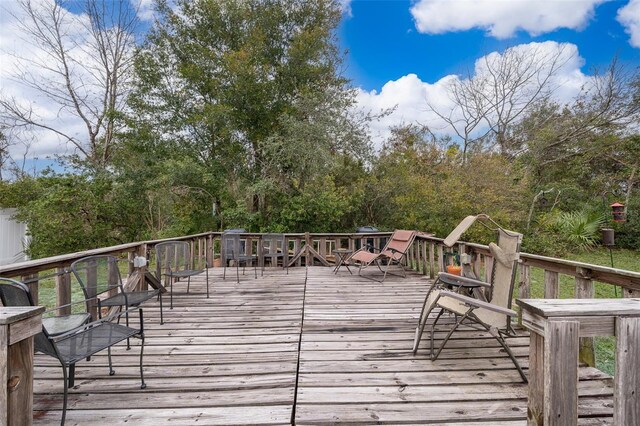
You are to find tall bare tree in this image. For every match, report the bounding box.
[0,0,139,172]
[427,43,573,163]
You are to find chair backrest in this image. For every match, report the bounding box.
[221,233,245,264]
[155,241,192,277]
[262,234,285,254]
[71,255,124,300]
[381,230,417,260]
[476,228,522,330]
[0,278,58,357]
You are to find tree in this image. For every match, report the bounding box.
[427,43,573,163]
[127,0,372,230]
[0,0,140,172]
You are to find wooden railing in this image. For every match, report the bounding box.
[1,230,639,366]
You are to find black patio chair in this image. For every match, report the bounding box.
[0,278,145,426]
[261,233,288,276]
[71,255,162,333]
[155,241,209,309]
[222,232,257,283]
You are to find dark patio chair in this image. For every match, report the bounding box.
[71,255,162,332]
[0,278,145,426]
[1,276,92,391]
[261,233,288,276]
[155,241,209,309]
[222,232,257,283]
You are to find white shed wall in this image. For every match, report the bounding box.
[0,208,28,266]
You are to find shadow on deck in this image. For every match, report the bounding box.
[33,267,614,425]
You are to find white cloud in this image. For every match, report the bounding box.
[355,42,590,148]
[617,0,640,48]
[410,0,607,38]
[138,0,156,22]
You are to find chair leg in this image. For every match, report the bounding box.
[108,346,115,376]
[139,334,147,389]
[159,293,164,325]
[61,364,68,426]
[431,309,471,361]
[170,279,174,310]
[236,261,240,283]
[187,276,191,294]
[471,314,528,383]
[413,293,438,353]
[254,262,257,279]
[67,363,75,388]
[205,267,210,299]
[125,309,131,350]
[223,264,227,280]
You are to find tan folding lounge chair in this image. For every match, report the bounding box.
[350,229,417,282]
[412,215,528,383]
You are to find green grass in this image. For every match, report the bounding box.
[527,247,640,376]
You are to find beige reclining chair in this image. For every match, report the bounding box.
[412,215,527,383]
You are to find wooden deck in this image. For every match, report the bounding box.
[33,267,615,425]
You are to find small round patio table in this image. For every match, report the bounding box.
[332,249,353,275]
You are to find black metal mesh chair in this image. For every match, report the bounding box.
[155,241,209,309]
[261,233,288,276]
[71,254,162,327]
[0,278,145,425]
[222,232,257,283]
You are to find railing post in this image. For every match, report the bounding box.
[304,233,311,266]
[437,245,444,273]
[615,316,640,425]
[575,267,596,367]
[0,306,45,426]
[544,270,559,299]
[56,267,71,316]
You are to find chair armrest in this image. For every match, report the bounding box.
[437,272,491,288]
[440,291,517,317]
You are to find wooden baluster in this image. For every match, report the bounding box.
[319,238,326,264]
[207,234,213,267]
[56,267,71,316]
[485,256,494,283]
[519,263,531,299]
[437,245,444,273]
[22,274,39,306]
[544,270,559,299]
[421,241,428,275]
[575,267,595,367]
[429,242,435,279]
[472,252,481,279]
[623,287,640,298]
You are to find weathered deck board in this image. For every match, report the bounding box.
[32,266,614,425]
[33,268,305,425]
[295,267,614,425]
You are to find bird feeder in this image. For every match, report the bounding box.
[610,203,626,223]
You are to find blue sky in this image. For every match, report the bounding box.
[340,0,639,91]
[339,0,639,144]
